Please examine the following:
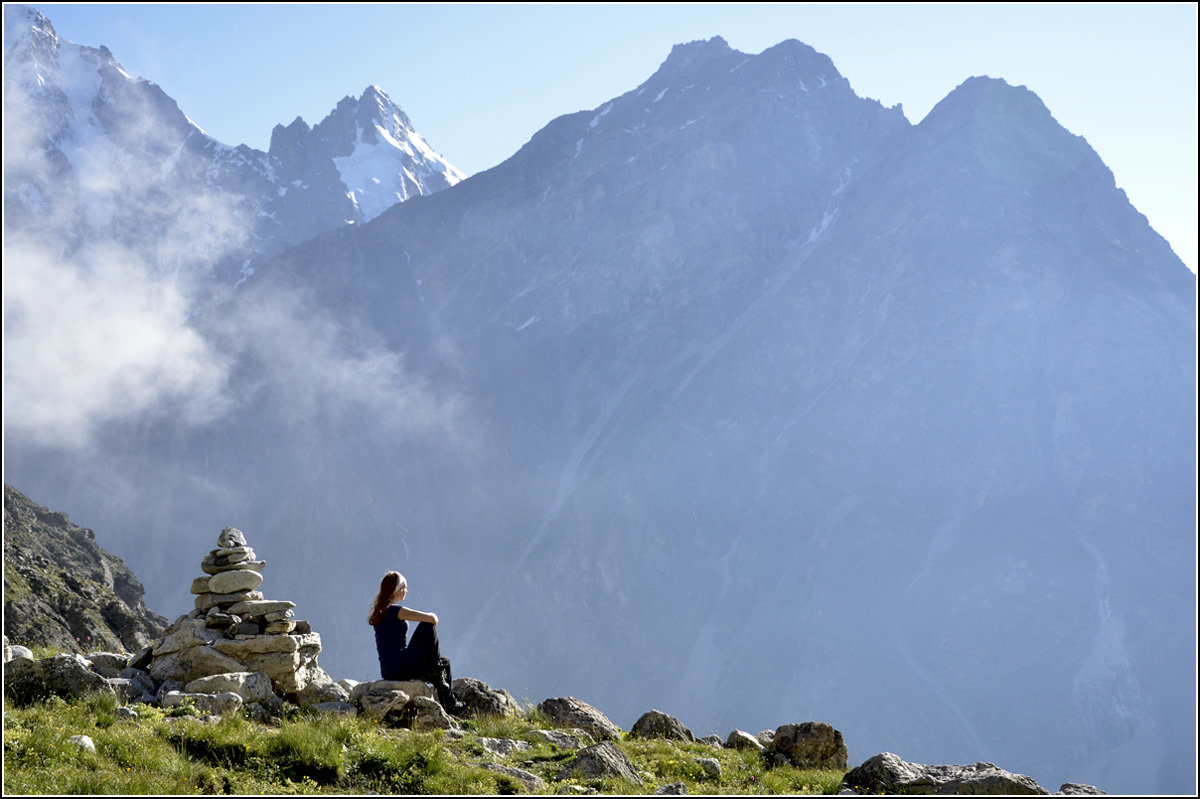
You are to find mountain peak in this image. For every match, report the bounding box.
[660,35,735,70]
[916,75,1100,185]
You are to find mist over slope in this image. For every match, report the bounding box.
[3,15,1194,796]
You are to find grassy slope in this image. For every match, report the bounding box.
[3,691,846,795]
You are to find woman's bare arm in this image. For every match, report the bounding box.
[395,606,438,625]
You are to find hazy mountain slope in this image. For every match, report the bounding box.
[3,30,1193,796]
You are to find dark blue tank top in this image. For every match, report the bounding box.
[374,604,409,678]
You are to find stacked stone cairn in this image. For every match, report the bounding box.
[144,527,344,710]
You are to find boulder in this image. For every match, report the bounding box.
[105,677,151,702]
[84,651,131,676]
[696,757,721,778]
[480,762,546,792]
[127,645,153,671]
[538,696,622,741]
[698,734,723,748]
[4,653,116,705]
[147,644,246,684]
[452,676,521,718]
[207,569,264,595]
[726,729,765,751]
[532,729,593,749]
[655,782,688,795]
[161,690,244,715]
[9,643,35,662]
[118,667,156,696]
[630,709,694,741]
[479,737,533,758]
[556,741,642,784]
[185,671,274,703]
[769,722,848,770]
[358,687,413,719]
[395,695,459,731]
[841,752,1049,795]
[351,679,433,707]
[293,667,349,706]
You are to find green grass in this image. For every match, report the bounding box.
[3,692,848,794]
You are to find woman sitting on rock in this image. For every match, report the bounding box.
[368,570,462,712]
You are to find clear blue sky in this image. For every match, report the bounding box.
[25,3,1200,271]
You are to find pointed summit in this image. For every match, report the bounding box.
[914,76,1104,190]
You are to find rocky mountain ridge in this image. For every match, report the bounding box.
[2,484,167,654]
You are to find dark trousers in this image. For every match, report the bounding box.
[382,621,442,682]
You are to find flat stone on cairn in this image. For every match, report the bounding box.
[144,527,328,697]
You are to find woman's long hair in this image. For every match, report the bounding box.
[368,570,405,626]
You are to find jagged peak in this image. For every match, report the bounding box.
[3,4,55,57]
[665,35,733,61]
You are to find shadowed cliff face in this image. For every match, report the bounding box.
[3,485,169,653]
[4,31,1194,796]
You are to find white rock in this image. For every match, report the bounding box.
[68,735,95,754]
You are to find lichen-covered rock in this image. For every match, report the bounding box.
[769,722,848,770]
[538,696,622,741]
[630,709,694,741]
[841,752,1049,795]
[654,782,688,795]
[452,676,520,718]
[556,741,642,784]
